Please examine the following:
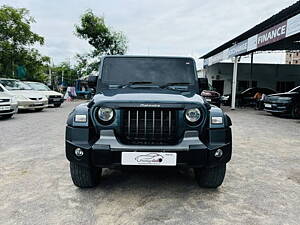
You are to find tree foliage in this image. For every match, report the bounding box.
[74,10,128,76]
[0,5,49,81]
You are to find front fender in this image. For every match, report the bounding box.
[67,103,89,127]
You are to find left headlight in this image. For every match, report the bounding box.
[185,108,201,123]
[98,107,114,122]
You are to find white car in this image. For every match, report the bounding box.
[25,81,64,107]
[0,84,18,119]
[0,78,48,111]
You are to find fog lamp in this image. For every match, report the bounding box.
[214,149,223,158]
[75,148,84,157]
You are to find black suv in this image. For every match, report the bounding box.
[264,86,300,118]
[65,56,232,188]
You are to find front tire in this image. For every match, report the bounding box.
[34,108,44,112]
[70,162,102,188]
[54,103,61,107]
[1,114,13,119]
[291,104,300,119]
[194,164,226,188]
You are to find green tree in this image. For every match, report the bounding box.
[74,10,128,76]
[51,62,78,87]
[0,5,48,80]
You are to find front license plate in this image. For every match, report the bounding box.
[0,106,10,111]
[206,98,212,102]
[121,152,177,166]
[53,98,60,101]
[264,103,272,108]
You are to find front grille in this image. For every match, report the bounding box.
[0,99,10,103]
[29,98,42,101]
[120,108,178,145]
[49,95,62,99]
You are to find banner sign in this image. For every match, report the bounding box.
[257,21,287,48]
[203,12,300,67]
[228,40,248,57]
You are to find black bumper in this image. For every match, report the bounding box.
[264,102,292,114]
[48,97,64,105]
[65,126,232,168]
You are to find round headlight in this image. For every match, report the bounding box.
[185,108,201,123]
[98,107,114,122]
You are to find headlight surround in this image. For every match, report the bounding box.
[185,108,201,123]
[11,96,18,103]
[278,97,292,101]
[97,107,115,123]
[15,95,28,101]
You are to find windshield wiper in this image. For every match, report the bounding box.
[160,82,192,88]
[128,81,154,85]
[110,81,156,89]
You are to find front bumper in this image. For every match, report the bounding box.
[48,97,64,105]
[0,103,18,116]
[264,102,292,114]
[66,127,232,168]
[18,99,48,110]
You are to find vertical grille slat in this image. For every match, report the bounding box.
[169,110,171,136]
[136,110,139,136]
[128,110,131,136]
[120,108,178,145]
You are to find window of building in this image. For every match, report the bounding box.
[252,81,258,88]
[276,81,295,92]
[238,81,249,92]
[237,80,258,92]
[295,60,298,64]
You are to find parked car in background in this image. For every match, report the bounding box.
[25,81,64,107]
[264,86,300,118]
[0,84,18,119]
[198,78,221,107]
[222,87,276,107]
[201,89,221,107]
[0,78,48,112]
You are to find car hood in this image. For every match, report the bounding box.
[35,90,62,96]
[9,90,46,98]
[0,92,13,99]
[93,89,205,106]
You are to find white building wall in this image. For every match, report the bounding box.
[206,63,300,95]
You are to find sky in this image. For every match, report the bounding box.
[1,0,299,68]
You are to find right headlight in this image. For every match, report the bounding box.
[185,108,201,123]
[97,107,114,123]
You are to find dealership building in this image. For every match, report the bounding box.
[203,62,300,95]
[200,1,300,108]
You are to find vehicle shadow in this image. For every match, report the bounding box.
[87,167,220,194]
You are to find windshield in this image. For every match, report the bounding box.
[101,57,197,88]
[289,86,300,93]
[27,82,51,91]
[0,80,32,91]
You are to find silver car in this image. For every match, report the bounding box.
[0,78,48,111]
[0,84,18,119]
[25,81,64,107]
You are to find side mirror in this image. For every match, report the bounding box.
[198,78,209,93]
[88,75,98,88]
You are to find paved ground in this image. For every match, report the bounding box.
[0,101,299,225]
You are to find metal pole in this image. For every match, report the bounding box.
[250,53,253,88]
[231,57,239,110]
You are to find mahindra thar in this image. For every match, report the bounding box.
[65,56,232,188]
